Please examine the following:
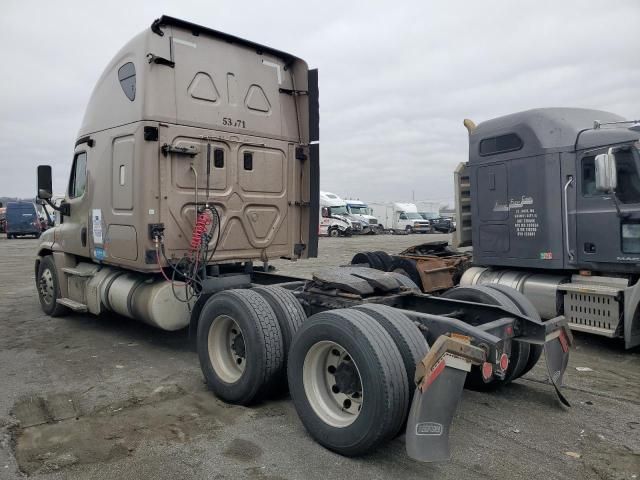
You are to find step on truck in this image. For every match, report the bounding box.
[34,16,572,463]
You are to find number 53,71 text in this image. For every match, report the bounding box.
[222,117,246,128]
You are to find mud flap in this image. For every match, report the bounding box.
[544,326,572,407]
[406,336,485,462]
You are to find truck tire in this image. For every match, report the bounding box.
[482,284,543,379]
[197,289,284,405]
[372,251,393,272]
[350,252,371,267]
[350,252,384,271]
[36,255,70,317]
[329,227,340,237]
[288,308,409,456]
[390,257,422,290]
[252,286,307,391]
[440,286,530,389]
[405,225,413,234]
[386,271,421,291]
[353,304,428,405]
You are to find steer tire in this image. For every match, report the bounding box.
[353,304,428,405]
[36,255,70,317]
[483,284,544,379]
[440,286,530,389]
[197,289,284,405]
[372,251,394,272]
[390,257,422,290]
[288,308,409,456]
[252,286,307,392]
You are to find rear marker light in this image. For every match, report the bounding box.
[482,362,493,381]
[499,353,509,372]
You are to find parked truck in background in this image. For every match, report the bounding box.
[320,191,368,234]
[32,16,573,464]
[415,201,456,233]
[369,202,431,233]
[415,200,441,222]
[345,199,381,233]
[319,191,353,236]
[453,108,640,348]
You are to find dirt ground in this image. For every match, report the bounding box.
[0,234,638,480]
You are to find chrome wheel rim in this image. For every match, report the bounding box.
[208,315,246,383]
[303,341,363,428]
[39,268,54,305]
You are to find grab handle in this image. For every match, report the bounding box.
[563,176,575,262]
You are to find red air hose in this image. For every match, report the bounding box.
[190,210,212,253]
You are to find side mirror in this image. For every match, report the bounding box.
[595,149,617,193]
[37,165,53,200]
[321,207,329,218]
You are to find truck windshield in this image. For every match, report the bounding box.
[419,212,439,219]
[616,146,640,204]
[404,212,423,220]
[330,206,348,215]
[348,206,368,214]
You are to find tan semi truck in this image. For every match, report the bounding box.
[35,16,572,463]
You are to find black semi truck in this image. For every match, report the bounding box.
[454,108,640,349]
[352,109,639,348]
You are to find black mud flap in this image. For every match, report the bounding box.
[544,326,572,407]
[406,336,485,462]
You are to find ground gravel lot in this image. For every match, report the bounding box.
[0,234,638,479]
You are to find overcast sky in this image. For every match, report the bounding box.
[1,1,639,206]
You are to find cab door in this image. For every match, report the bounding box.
[576,147,640,265]
[58,148,91,257]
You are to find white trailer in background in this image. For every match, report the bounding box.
[368,202,431,233]
[345,199,381,233]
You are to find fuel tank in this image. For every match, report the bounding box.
[459,267,569,319]
[85,265,190,331]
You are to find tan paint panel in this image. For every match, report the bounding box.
[112,135,135,210]
[238,147,284,194]
[173,33,295,139]
[107,224,138,261]
[245,206,279,239]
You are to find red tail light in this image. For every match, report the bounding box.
[499,353,509,372]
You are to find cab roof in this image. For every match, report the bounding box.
[469,108,638,163]
[151,15,300,65]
